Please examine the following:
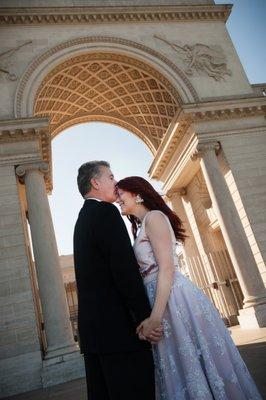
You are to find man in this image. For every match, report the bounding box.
[74,161,159,400]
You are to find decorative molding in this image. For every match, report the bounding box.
[0,117,52,191]
[191,106,266,121]
[0,5,232,26]
[149,112,192,178]
[192,126,266,141]
[0,127,37,141]
[183,98,266,122]
[0,40,32,81]
[151,132,199,192]
[16,161,52,194]
[166,187,187,199]
[154,36,231,81]
[149,97,266,183]
[191,141,220,161]
[16,162,49,179]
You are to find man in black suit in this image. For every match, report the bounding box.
[74,161,159,400]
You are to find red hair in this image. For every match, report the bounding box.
[117,176,186,243]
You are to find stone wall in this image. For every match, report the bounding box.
[0,3,251,120]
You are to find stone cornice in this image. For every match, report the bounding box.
[0,116,49,134]
[157,133,199,193]
[149,111,192,179]
[149,97,266,182]
[182,97,266,122]
[0,5,232,25]
[0,117,52,191]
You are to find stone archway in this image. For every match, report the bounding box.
[3,44,192,394]
[29,43,265,336]
[1,3,266,397]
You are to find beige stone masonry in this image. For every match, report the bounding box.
[193,141,266,327]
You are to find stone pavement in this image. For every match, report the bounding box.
[4,326,266,400]
[228,325,266,397]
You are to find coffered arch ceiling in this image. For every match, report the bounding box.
[34,53,181,154]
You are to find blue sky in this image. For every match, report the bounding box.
[214,0,266,83]
[48,0,266,255]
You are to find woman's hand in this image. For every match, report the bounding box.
[137,317,162,340]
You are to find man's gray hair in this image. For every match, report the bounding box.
[77,160,110,197]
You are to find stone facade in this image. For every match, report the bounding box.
[0,0,266,397]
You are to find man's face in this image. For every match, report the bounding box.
[94,166,117,203]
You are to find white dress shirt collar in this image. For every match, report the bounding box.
[84,197,102,202]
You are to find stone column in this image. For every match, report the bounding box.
[16,163,77,357]
[193,142,266,327]
[167,189,202,265]
[168,189,234,322]
[167,189,206,282]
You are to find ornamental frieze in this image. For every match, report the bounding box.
[0,5,232,25]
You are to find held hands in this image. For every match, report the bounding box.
[136,317,163,344]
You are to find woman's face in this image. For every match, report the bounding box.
[117,188,137,215]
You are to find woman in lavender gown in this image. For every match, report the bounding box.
[116,176,262,400]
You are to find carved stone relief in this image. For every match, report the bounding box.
[155,35,232,81]
[0,40,32,82]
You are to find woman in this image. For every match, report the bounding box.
[116,176,262,400]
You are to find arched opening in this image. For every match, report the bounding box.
[48,121,164,341]
[49,121,163,253]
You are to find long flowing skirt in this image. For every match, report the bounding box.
[144,270,262,400]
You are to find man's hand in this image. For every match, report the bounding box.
[136,318,164,344]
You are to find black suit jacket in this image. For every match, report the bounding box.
[73,200,152,354]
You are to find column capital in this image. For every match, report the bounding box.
[166,187,187,199]
[16,162,49,182]
[191,141,221,161]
